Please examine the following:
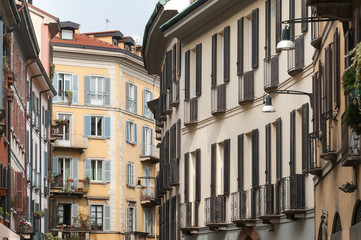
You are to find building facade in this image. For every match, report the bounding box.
[144,0,315,239]
[50,24,159,240]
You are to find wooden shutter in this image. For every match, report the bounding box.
[104,160,111,182]
[72,158,79,188]
[185,50,190,101]
[196,43,202,96]
[252,8,259,69]
[301,0,308,32]
[173,44,177,82]
[104,205,111,231]
[184,153,189,202]
[104,117,111,138]
[265,0,271,60]
[251,129,259,188]
[265,124,271,184]
[325,44,333,115]
[238,134,244,192]
[16,172,23,212]
[276,118,282,181]
[177,42,182,78]
[223,26,230,82]
[212,34,217,88]
[195,149,201,202]
[223,139,230,195]
[302,103,309,173]
[166,50,172,89]
[334,28,340,108]
[104,77,110,106]
[290,111,296,175]
[276,0,282,48]
[84,76,91,105]
[237,18,244,76]
[211,143,217,196]
[355,8,361,44]
[289,0,295,40]
[71,204,79,227]
[312,73,319,137]
[177,119,181,159]
[72,75,79,105]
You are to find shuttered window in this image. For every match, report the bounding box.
[302,103,309,173]
[185,50,190,101]
[252,9,259,69]
[265,124,271,184]
[184,153,189,202]
[276,118,282,180]
[177,119,181,159]
[166,50,172,90]
[16,172,23,212]
[177,42,182,78]
[265,0,271,60]
[224,26,230,82]
[196,43,202,96]
[290,110,296,175]
[289,0,295,40]
[334,28,340,109]
[195,149,201,202]
[212,34,217,88]
[333,212,342,233]
[211,144,217,196]
[301,0,308,32]
[312,73,319,137]
[276,0,282,49]
[223,139,230,195]
[173,44,177,82]
[251,129,259,188]
[238,134,244,192]
[325,44,333,115]
[237,18,244,76]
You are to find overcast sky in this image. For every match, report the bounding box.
[32,0,160,44]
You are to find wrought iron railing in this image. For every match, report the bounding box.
[141,186,156,201]
[14,213,33,233]
[239,70,254,103]
[50,174,88,194]
[264,55,279,90]
[279,174,305,212]
[170,160,179,185]
[141,144,159,159]
[231,189,256,221]
[179,202,193,229]
[211,83,226,114]
[205,195,226,225]
[287,35,304,75]
[256,184,277,218]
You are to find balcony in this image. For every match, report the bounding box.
[124,232,149,240]
[179,202,199,234]
[14,213,34,238]
[164,89,172,115]
[239,70,254,104]
[53,134,88,153]
[231,189,257,227]
[51,119,68,139]
[256,184,281,223]
[140,187,157,208]
[184,98,198,127]
[170,160,179,186]
[264,56,279,91]
[140,144,159,164]
[309,132,322,175]
[287,35,304,76]
[342,131,361,167]
[320,115,337,161]
[306,0,352,21]
[211,83,226,116]
[205,195,228,230]
[50,174,88,197]
[279,174,306,218]
[51,228,90,240]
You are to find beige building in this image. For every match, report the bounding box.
[144,0,315,239]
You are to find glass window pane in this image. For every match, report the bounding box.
[97,161,103,181]
[91,161,96,180]
[65,159,71,179]
[91,117,96,135]
[97,117,103,136]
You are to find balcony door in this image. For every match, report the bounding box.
[144,167,151,196]
[58,114,71,147]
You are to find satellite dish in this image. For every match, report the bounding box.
[159,0,167,5]
[132,34,140,44]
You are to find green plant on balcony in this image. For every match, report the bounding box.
[11,195,19,208]
[65,90,73,105]
[78,212,89,229]
[50,64,55,81]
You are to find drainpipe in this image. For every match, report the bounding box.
[6,85,11,227]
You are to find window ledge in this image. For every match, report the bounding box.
[127,184,135,189]
[87,136,107,140]
[90,181,106,185]
[126,141,137,145]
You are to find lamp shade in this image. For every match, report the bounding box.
[262,95,276,113]
[277,26,295,51]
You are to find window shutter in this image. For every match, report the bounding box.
[126,82,130,110]
[195,149,201,202]
[104,117,111,138]
[126,121,130,143]
[104,205,111,231]
[166,50,172,89]
[177,119,181,159]
[265,124,271,184]
[104,160,111,182]
[53,73,59,102]
[185,50,190,100]
[143,89,147,117]
[252,8,259,69]
[52,157,59,175]
[289,0,295,40]
[265,0,271,60]
[84,159,92,179]
[142,126,146,155]
[150,129,153,146]
[104,77,111,106]
[16,172,23,212]
[223,139,230,195]
[134,207,137,231]
[301,0,308,32]
[334,28,340,108]
[72,158,79,188]
[126,164,130,185]
[134,123,137,144]
[131,163,134,186]
[302,103,309,173]
[211,143,217,196]
[71,204,79,227]
[355,8,361,44]
[45,110,50,128]
[177,42,182,78]
[290,110,296,175]
[72,74,79,104]
[224,26,230,82]
[134,85,138,113]
[251,129,259,188]
[238,134,244,192]
[276,0,282,47]
[173,44,177,82]
[26,131,29,164]
[126,207,130,231]
[237,18,244,76]
[276,118,282,181]
[84,116,91,137]
[44,151,48,179]
[84,76,91,105]
[325,45,333,115]
[212,34,217,88]
[196,43,202,96]
[184,153,189,202]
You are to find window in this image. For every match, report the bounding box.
[62,30,73,40]
[144,167,151,196]
[126,162,134,186]
[58,74,72,102]
[90,76,104,105]
[58,114,70,141]
[126,120,137,144]
[58,158,72,180]
[91,160,103,181]
[143,89,153,118]
[126,82,137,113]
[53,73,79,104]
[144,209,153,234]
[142,125,153,155]
[91,116,103,137]
[58,204,71,225]
[113,38,118,46]
[90,205,103,230]
[126,206,137,232]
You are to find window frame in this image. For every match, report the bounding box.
[90,159,104,182]
[126,120,137,144]
[127,82,137,113]
[89,76,105,106]
[58,73,72,102]
[90,205,104,231]
[90,116,104,137]
[126,162,135,187]
[143,88,153,118]
[57,113,71,141]
[144,209,153,234]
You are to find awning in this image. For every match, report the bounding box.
[0,223,20,240]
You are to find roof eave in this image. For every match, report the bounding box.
[0,0,21,29]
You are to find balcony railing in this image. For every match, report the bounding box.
[50,174,88,195]
[211,83,226,115]
[14,213,34,234]
[53,134,88,152]
[140,144,159,163]
[205,195,227,229]
[342,130,361,166]
[170,160,179,185]
[264,55,279,90]
[239,70,254,104]
[256,184,279,219]
[279,174,306,216]
[184,98,198,126]
[287,35,304,76]
[231,189,256,225]
[165,89,172,114]
[309,132,322,175]
[179,202,193,230]
[52,229,90,240]
[140,186,156,207]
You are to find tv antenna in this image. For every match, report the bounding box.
[106,19,111,30]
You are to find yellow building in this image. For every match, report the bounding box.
[49,22,159,240]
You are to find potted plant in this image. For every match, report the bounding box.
[78,212,89,229]
[83,187,89,194]
[67,178,74,183]
[66,90,73,105]
[3,33,12,47]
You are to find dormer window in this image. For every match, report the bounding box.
[113,38,118,46]
[62,30,74,40]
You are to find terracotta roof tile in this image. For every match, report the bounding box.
[51,33,121,49]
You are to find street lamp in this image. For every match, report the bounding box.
[262,90,313,113]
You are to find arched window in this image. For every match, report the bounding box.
[353,200,361,225]
[351,200,361,239]
[332,212,342,233]
[245,237,253,240]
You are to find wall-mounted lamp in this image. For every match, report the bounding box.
[277,17,335,51]
[262,90,313,113]
[339,182,357,193]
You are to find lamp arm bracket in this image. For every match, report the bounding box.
[282,17,336,24]
[137,176,157,179]
[266,90,313,108]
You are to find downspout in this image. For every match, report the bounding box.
[6,84,11,227]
